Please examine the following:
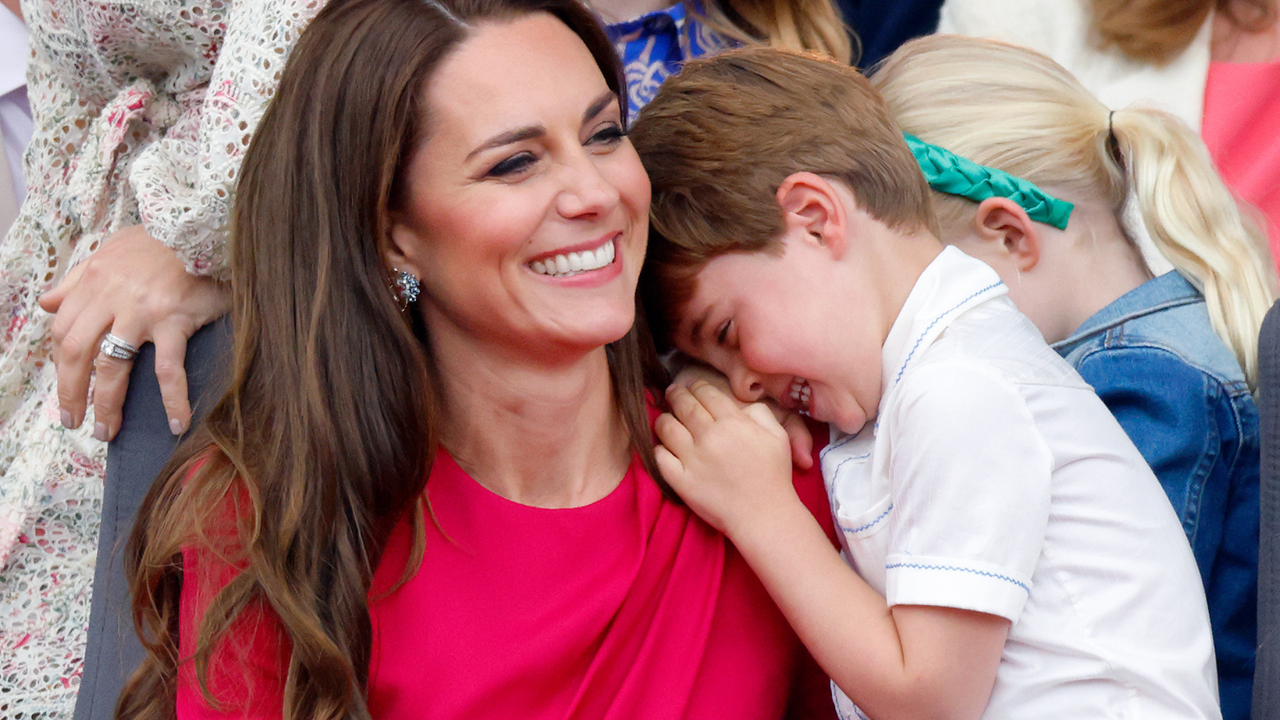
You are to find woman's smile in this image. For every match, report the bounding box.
[527,232,622,285]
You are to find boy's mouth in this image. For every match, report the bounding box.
[788,376,811,414]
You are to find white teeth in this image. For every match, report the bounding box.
[528,240,617,278]
[789,377,811,410]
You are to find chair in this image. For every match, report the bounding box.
[1254,299,1280,720]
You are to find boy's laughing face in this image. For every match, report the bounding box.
[673,238,885,436]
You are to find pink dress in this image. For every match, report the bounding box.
[1202,60,1280,262]
[177,443,838,719]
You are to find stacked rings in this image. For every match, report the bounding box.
[99,333,139,361]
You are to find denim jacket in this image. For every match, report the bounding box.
[1053,271,1259,720]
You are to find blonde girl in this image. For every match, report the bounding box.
[872,34,1274,720]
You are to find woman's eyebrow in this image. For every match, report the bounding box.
[582,90,616,124]
[466,125,545,161]
[465,91,617,161]
[464,90,616,161]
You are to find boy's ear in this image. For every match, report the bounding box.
[972,197,1041,272]
[775,172,848,259]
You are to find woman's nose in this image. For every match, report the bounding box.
[556,153,621,219]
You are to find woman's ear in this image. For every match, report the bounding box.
[972,196,1042,272]
[775,172,848,259]
[387,214,423,277]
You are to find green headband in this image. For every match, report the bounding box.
[903,133,1074,231]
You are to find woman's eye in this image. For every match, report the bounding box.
[487,152,536,177]
[588,124,625,146]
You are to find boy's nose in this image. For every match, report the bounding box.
[729,366,766,403]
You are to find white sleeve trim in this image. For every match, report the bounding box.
[886,553,1031,623]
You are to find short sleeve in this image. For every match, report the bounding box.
[883,360,1053,623]
[131,0,324,279]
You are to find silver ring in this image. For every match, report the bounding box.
[99,333,139,361]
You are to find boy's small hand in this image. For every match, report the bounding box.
[670,362,814,469]
[654,381,798,537]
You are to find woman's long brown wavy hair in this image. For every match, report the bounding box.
[1089,0,1276,63]
[116,0,666,717]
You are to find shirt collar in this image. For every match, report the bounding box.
[0,6,28,97]
[879,246,1008,405]
[1052,271,1201,354]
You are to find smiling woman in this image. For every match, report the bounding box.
[390,16,650,383]
[115,0,837,718]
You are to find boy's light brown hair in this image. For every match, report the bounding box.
[631,47,935,350]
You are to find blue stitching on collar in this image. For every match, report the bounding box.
[819,429,861,460]
[828,452,871,478]
[892,281,1003,390]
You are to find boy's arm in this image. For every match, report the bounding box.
[656,382,1010,720]
[731,491,1009,720]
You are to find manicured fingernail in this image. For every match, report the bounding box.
[169,418,183,436]
[60,409,72,428]
[93,422,108,442]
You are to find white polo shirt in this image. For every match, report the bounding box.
[823,247,1219,720]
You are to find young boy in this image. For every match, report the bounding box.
[632,48,1220,720]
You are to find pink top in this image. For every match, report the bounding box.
[1202,60,1280,263]
[177,437,838,719]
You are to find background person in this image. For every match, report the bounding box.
[936,0,1280,274]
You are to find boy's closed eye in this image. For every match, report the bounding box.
[716,319,733,347]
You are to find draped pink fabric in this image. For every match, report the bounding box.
[177,431,837,719]
[1203,60,1280,264]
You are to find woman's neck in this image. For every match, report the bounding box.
[429,332,633,509]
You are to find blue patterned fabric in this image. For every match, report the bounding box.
[605,3,732,121]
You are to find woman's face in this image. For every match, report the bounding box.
[390,13,650,363]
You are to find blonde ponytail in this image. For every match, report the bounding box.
[1111,107,1275,385]
[872,34,1276,386]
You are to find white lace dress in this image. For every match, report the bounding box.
[0,1,322,715]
